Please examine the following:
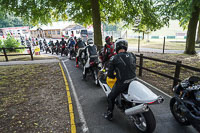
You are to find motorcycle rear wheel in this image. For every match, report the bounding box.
[93,69,99,86]
[170,97,190,126]
[130,108,156,133]
[192,123,200,132]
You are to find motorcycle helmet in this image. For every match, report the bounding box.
[115,39,128,53]
[77,37,82,42]
[105,36,110,43]
[87,38,93,45]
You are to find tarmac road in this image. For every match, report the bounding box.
[62,58,198,133]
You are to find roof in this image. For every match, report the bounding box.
[30,21,75,31]
[62,24,85,31]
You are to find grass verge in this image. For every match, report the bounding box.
[0,63,70,133]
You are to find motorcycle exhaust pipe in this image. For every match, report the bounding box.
[125,104,149,116]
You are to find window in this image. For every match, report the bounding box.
[48,31,51,34]
[81,30,87,35]
[76,30,80,34]
[52,30,55,35]
[57,31,60,35]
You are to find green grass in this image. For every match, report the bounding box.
[127,38,200,50]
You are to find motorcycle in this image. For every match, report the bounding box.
[56,46,61,55]
[45,45,51,54]
[85,56,100,85]
[77,49,87,67]
[170,76,200,132]
[98,71,164,133]
[69,47,76,60]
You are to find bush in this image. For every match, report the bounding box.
[3,34,24,52]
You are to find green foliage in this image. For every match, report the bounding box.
[0,0,69,26]
[66,0,165,32]
[2,34,22,52]
[157,0,200,29]
[0,10,29,28]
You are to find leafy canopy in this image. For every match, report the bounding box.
[157,0,200,29]
[67,0,167,31]
[0,0,167,32]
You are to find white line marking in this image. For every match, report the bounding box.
[137,78,172,98]
[62,60,89,133]
[63,59,69,63]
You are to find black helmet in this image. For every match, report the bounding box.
[87,38,93,45]
[115,39,128,53]
[105,36,110,43]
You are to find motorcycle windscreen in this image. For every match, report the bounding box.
[127,81,158,103]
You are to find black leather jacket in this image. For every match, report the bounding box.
[107,52,136,82]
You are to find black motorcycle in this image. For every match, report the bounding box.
[51,45,57,55]
[78,50,86,67]
[69,47,76,60]
[45,45,51,54]
[85,56,100,85]
[170,76,200,132]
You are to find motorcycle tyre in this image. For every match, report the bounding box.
[170,97,190,126]
[132,108,156,133]
[93,69,99,86]
[192,123,200,132]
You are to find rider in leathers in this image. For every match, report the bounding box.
[82,39,98,80]
[75,38,86,67]
[104,39,137,121]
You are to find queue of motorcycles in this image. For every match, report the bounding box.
[41,39,200,133]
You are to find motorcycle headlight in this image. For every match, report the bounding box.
[195,91,200,101]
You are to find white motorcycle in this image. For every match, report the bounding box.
[98,72,164,133]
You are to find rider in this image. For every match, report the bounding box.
[82,39,98,80]
[75,37,86,67]
[104,39,137,121]
[68,37,76,58]
[60,38,67,56]
[55,40,60,54]
[103,36,115,67]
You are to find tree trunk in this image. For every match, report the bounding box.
[185,5,200,54]
[196,21,200,43]
[142,31,144,40]
[90,0,103,50]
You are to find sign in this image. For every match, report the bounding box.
[34,46,40,52]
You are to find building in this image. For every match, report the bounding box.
[30,21,86,39]
[0,26,30,38]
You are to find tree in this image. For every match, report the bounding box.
[196,21,200,43]
[158,0,200,54]
[0,10,28,28]
[66,0,166,48]
[0,0,166,49]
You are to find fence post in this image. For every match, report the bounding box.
[138,36,140,53]
[3,48,8,61]
[163,37,165,54]
[139,54,143,76]
[173,60,182,87]
[29,47,33,60]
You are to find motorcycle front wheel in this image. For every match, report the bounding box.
[129,108,156,133]
[170,97,190,126]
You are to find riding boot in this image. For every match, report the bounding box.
[103,110,113,121]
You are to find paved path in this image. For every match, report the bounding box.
[0,59,59,66]
[61,58,198,133]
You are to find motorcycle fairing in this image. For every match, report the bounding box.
[123,80,159,103]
